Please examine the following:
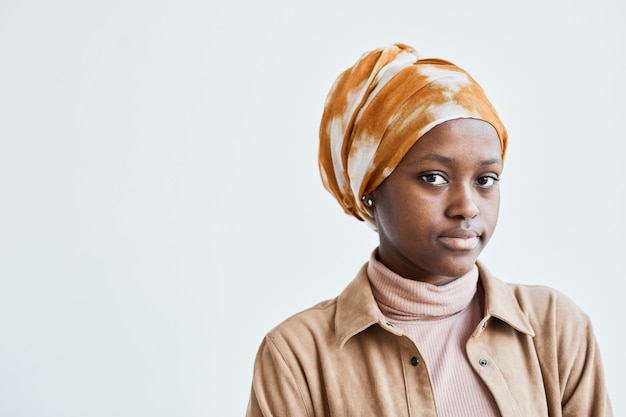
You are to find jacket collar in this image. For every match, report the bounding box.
[335,260,535,348]
[475,261,535,337]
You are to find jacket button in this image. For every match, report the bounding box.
[410,357,419,366]
[479,358,488,367]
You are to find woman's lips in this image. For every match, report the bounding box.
[438,230,480,251]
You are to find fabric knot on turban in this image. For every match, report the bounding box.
[318,43,508,228]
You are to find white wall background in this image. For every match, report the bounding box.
[1,0,623,415]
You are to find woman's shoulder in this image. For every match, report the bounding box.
[479,262,588,318]
[480,265,593,342]
[255,295,343,358]
[263,265,379,351]
[507,281,589,322]
[269,297,339,337]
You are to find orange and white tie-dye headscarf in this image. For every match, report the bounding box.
[319,43,508,228]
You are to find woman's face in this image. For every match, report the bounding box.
[370,118,503,285]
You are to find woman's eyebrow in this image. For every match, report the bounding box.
[480,157,503,167]
[412,154,503,166]
[422,153,454,164]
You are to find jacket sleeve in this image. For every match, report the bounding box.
[246,335,312,417]
[555,297,613,417]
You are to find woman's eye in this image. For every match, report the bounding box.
[476,175,499,187]
[420,173,447,185]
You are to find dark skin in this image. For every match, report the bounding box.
[368,118,503,286]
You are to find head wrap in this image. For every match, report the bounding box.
[319,43,508,227]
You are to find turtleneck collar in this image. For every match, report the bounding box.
[367,249,479,321]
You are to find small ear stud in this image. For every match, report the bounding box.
[361,195,373,207]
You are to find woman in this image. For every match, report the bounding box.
[246,43,612,417]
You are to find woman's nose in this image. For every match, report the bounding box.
[445,185,479,219]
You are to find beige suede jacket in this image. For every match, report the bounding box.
[246,262,613,417]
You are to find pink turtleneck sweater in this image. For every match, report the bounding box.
[367,252,500,417]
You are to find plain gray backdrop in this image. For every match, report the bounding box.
[1,0,623,415]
